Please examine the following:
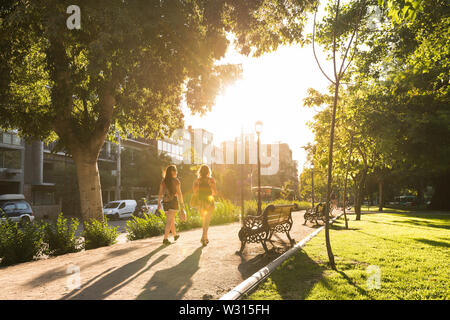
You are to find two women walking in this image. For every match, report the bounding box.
[157,164,217,246]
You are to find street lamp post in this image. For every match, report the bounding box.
[255,121,263,215]
[115,132,121,201]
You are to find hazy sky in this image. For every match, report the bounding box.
[183,13,332,170]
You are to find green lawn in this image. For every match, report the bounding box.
[357,205,429,213]
[247,212,450,300]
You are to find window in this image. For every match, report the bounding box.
[0,149,21,169]
[119,202,126,209]
[3,203,15,213]
[104,202,120,209]
[16,202,29,210]
[2,132,12,144]
[12,134,21,145]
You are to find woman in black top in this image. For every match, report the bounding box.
[157,165,185,245]
[193,165,217,246]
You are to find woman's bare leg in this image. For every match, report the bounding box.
[202,209,212,241]
[164,210,175,240]
[170,210,177,237]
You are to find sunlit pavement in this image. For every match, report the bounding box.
[0,210,321,300]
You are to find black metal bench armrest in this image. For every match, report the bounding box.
[242,215,264,229]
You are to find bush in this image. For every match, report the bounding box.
[44,213,81,256]
[211,199,240,225]
[126,213,166,240]
[292,200,311,211]
[176,206,202,231]
[0,219,45,266]
[244,199,311,216]
[82,218,118,250]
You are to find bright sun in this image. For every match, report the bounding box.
[184,34,331,169]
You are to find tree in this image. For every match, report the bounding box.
[351,0,449,209]
[309,0,371,269]
[0,0,316,221]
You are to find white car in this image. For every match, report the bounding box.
[103,200,137,220]
[0,194,35,225]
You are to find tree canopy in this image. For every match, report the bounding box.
[0,0,317,220]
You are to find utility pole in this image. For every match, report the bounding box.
[115,132,121,200]
[240,127,245,223]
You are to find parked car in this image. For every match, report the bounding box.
[0,194,35,225]
[103,200,137,220]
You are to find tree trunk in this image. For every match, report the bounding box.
[431,171,450,210]
[354,189,362,220]
[378,180,383,212]
[73,151,104,222]
[323,81,339,270]
[343,134,353,229]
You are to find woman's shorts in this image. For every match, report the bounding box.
[163,199,178,211]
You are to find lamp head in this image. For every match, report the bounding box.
[255,120,263,134]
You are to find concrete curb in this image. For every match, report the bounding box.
[219,212,343,300]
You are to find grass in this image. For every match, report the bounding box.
[357,205,428,213]
[247,211,450,300]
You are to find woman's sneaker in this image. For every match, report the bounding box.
[163,239,171,245]
[174,235,180,241]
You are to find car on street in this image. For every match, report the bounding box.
[103,200,137,220]
[0,194,35,225]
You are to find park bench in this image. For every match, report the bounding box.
[303,202,326,225]
[238,203,298,254]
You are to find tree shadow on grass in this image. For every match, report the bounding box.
[259,250,374,300]
[336,270,371,298]
[137,246,203,300]
[331,224,360,231]
[237,233,298,279]
[365,219,448,232]
[414,238,450,248]
[264,250,326,300]
[390,219,450,230]
[62,245,167,299]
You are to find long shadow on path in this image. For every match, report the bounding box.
[63,245,167,300]
[137,247,203,300]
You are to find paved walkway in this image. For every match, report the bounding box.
[0,211,321,300]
